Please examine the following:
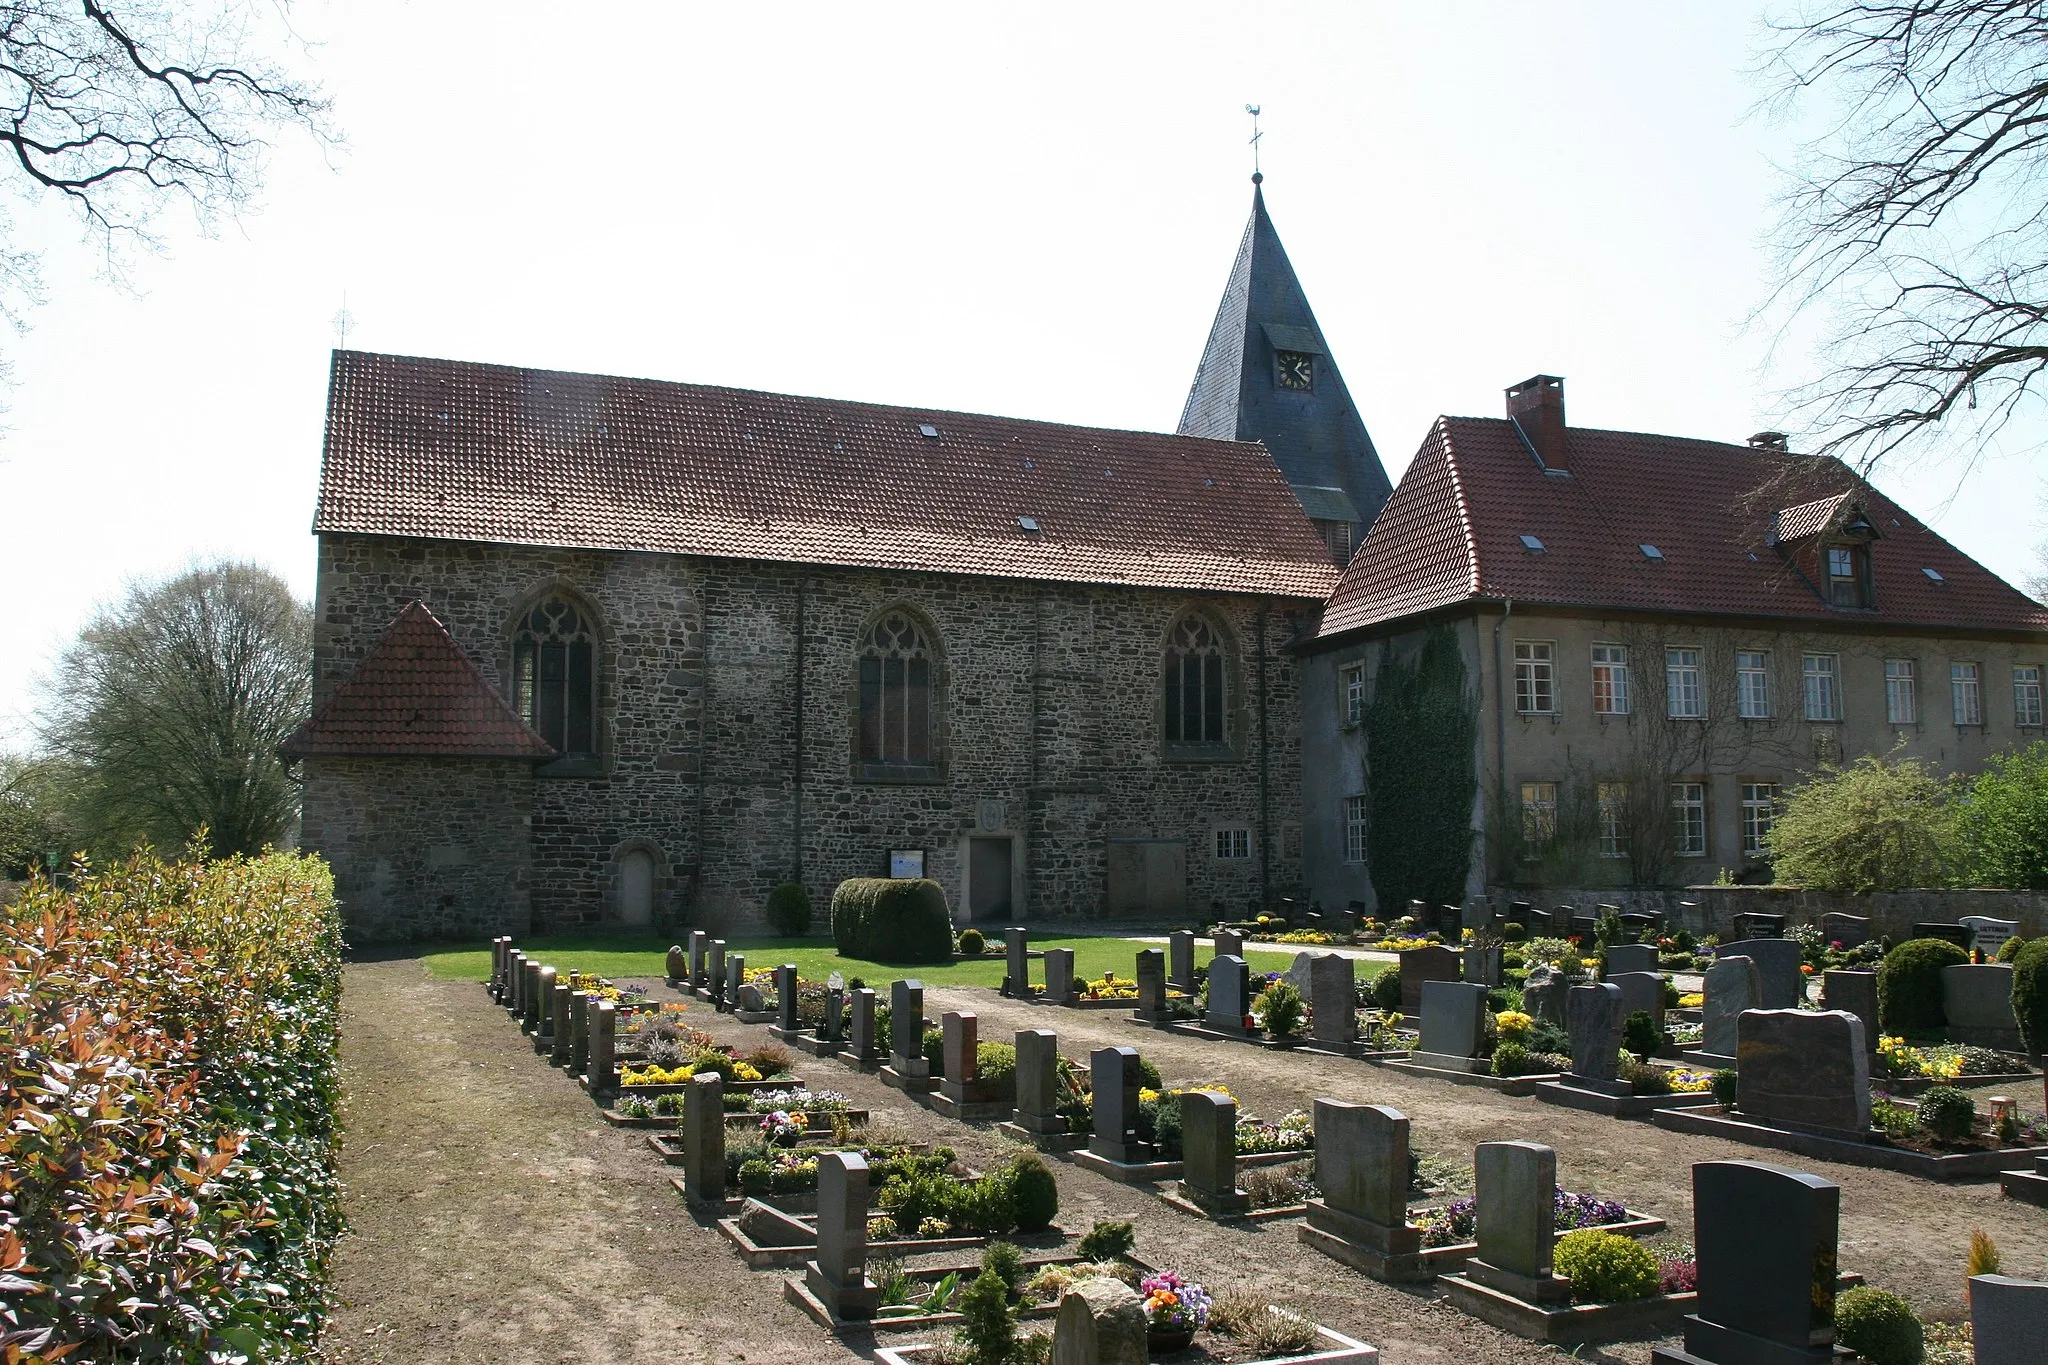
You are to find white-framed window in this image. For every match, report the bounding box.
[1214,828,1251,860]
[1741,782,1780,857]
[1666,648,1702,719]
[1885,658,1917,725]
[1671,782,1706,857]
[1343,794,1368,864]
[1802,653,1841,721]
[1591,644,1630,715]
[1737,650,1771,719]
[1340,664,1365,727]
[1596,782,1630,859]
[1953,661,1983,726]
[2015,665,2043,728]
[1514,641,1555,714]
[1520,781,1558,851]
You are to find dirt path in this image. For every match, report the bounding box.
[320,958,2042,1365]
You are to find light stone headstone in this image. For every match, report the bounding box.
[1284,951,1319,993]
[681,1072,725,1206]
[1044,947,1075,1004]
[1005,927,1031,996]
[1464,943,1504,988]
[1716,938,1804,1009]
[1052,1292,1101,1365]
[505,950,524,1011]
[1310,953,1357,1048]
[1168,931,1197,991]
[1609,970,1666,1031]
[1699,955,1761,1065]
[1656,1160,1841,1365]
[775,963,799,1032]
[1087,1046,1142,1163]
[549,983,573,1065]
[1962,915,2020,956]
[1178,1089,1250,1217]
[1603,943,1658,976]
[1820,970,1877,1056]
[1735,1008,1870,1139]
[1206,954,1251,1034]
[1522,963,1567,1028]
[1053,1280,1146,1365]
[706,939,726,1005]
[687,929,707,987]
[1944,963,2023,1047]
[849,988,878,1065]
[1213,927,1246,960]
[1971,1273,2048,1365]
[1134,949,1167,1019]
[588,999,617,1093]
[1465,1141,1570,1304]
[942,1011,978,1086]
[665,944,687,982]
[889,979,926,1075]
[1300,1099,1428,1282]
[1416,979,1489,1061]
[533,965,558,1038]
[803,1151,878,1319]
[1565,982,1625,1089]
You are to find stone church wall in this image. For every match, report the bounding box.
[307,534,1311,938]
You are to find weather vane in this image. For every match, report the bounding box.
[331,293,356,350]
[1245,104,1264,182]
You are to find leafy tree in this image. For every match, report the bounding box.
[0,751,76,878]
[1954,740,2048,888]
[1766,752,1955,892]
[41,561,310,858]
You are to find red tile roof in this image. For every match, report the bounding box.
[313,351,1340,600]
[281,602,555,759]
[1320,416,2048,639]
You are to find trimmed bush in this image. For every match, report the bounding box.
[1007,1153,1059,1233]
[1622,1009,1662,1060]
[1833,1287,1924,1365]
[1997,934,2028,963]
[1553,1229,1660,1304]
[765,880,812,936]
[830,877,954,963]
[1371,967,1403,1011]
[956,926,985,955]
[1711,1069,1737,1107]
[1078,1220,1135,1261]
[1490,1040,1533,1077]
[976,1042,1017,1094]
[1877,937,1968,1035]
[2013,939,2048,1056]
[1917,1086,1975,1142]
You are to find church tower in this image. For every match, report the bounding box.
[1178,177,1392,562]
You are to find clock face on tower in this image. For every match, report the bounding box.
[1276,350,1314,391]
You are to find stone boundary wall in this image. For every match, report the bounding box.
[1478,885,2048,941]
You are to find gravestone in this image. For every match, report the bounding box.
[735,982,768,1013]
[1971,1273,2048,1365]
[688,929,708,987]
[1134,949,1168,1020]
[1399,944,1462,1013]
[1563,982,1625,1091]
[1962,916,2020,956]
[1698,955,1761,1066]
[1731,911,1787,939]
[1178,1090,1250,1217]
[1310,953,1358,1049]
[1213,928,1246,960]
[822,988,844,1044]
[803,1151,878,1319]
[1943,963,2023,1049]
[1043,947,1076,1005]
[848,988,878,1067]
[1650,1160,1841,1365]
[1284,951,1318,993]
[1004,927,1032,996]
[1818,913,1870,950]
[533,962,558,1034]
[1820,970,1878,1055]
[1461,1141,1571,1304]
[1169,931,1197,992]
[705,939,726,1005]
[1013,1029,1064,1135]
[1299,1099,1429,1282]
[1052,1280,1147,1365]
[568,989,591,1074]
[520,960,543,1028]
[1603,943,1658,976]
[725,954,746,1012]
[681,1072,725,1206]
[1414,980,1489,1066]
[1206,955,1251,1035]
[889,979,927,1076]
[1464,943,1504,988]
[1522,964,1568,1028]
[549,983,573,1065]
[940,1011,978,1096]
[1716,938,1804,1009]
[665,944,686,982]
[490,937,507,999]
[1912,921,1972,949]
[504,950,523,1012]
[1735,1009,1870,1139]
[1087,1046,1142,1163]
[1620,910,1661,939]
[1052,1292,1100,1365]
[1609,971,1666,1031]
[775,964,800,1033]
[587,1000,617,1093]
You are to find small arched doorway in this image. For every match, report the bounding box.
[618,849,655,927]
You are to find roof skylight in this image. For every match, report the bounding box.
[1519,534,1545,553]
[1017,516,1041,532]
[1640,544,1665,561]
[918,424,939,439]
[1922,567,1946,583]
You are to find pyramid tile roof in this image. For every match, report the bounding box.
[1320,416,2048,640]
[313,351,1339,600]
[281,602,555,759]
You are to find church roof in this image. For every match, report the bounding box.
[1178,182,1393,529]
[280,602,556,759]
[313,351,1339,599]
[1318,415,2048,640]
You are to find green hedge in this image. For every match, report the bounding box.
[830,877,954,963]
[765,881,812,936]
[2013,939,2048,1056]
[1877,937,1968,1035]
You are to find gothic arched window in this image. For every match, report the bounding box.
[1164,614,1228,747]
[514,599,597,758]
[859,611,934,767]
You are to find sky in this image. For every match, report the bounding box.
[4,1,2044,740]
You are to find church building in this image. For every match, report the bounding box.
[286,185,1391,942]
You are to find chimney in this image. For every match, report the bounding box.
[1748,431,1788,452]
[1506,375,1568,473]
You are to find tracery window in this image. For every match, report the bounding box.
[1164,615,1227,747]
[514,599,597,758]
[858,611,934,766]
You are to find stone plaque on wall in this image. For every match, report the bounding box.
[977,799,1007,832]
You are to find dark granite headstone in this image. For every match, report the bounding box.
[1735,1009,1870,1139]
[1820,970,1877,1055]
[775,963,799,1032]
[1416,980,1489,1061]
[1399,944,1462,1013]
[1604,943,1658,976]
[1817,914,1869,950]
[1043,947,1075,1005]
[1213,927,1246,960]
[1564,982,1624,1090]
[1004,927,1031,996]
[1717,938,1804,1009]
[1310,953,1357,1048]
[1135,949,1168,1020]
[1911,922,1971,949]
[1087,1046,1142,1163]
[1731,911,1787,939]
[1168,930,1197,992]
[1652,1160,1840,1365]
[848,988,878,1065]
[1609,970,1666,1032]
[889,979,927,1076]
[1013,1029,1064,1135]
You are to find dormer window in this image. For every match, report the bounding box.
[1826,543,1872,608]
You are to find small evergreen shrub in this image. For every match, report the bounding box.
[1501,921,1529,942]
[2013,939,2048,1056]
[1997,935,2027,963]
[1077,1220,1136,1261]
[1371,968,1403,1010]
[1007,1153,1059,1233]
[1257,979,1306,1038]
[954,1266,1018,1365]
[923,1026,945,1074]
[1554,1229,1660,1303]
[957,926,986,955]
[1491,1041,1533,1077]
[981,1240,1027,1294]
[1622,1009,1663,1060]
[976,1042,1017,1093]
[1877,938,1968,1035]
[1833,1287,1924,1365]
[830,877,954,963]
[1917,1086,1976,1142]
[1711,1069,1737,1107]
[765,881,812,936]
[1137,1056,1163,1090]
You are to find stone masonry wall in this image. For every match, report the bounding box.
[307,534,1312,937]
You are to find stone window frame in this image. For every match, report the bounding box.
[849,602,949,785]
[1212,826,1252,861]
[1342,794,1368,864]
[504,579,611,778]
[1159,605,1245,763]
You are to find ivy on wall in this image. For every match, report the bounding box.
[1363,627,1478,909]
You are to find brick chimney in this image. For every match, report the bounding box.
[1748,431,1788,452]
[1506,375,1568,473]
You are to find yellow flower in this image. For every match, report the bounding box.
[731,1062,763,1082]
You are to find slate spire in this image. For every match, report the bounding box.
[1178,179,1392,551]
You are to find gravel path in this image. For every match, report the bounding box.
[319,957,2044,1365]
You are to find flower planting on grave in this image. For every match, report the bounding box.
[1142,1269,1211,1343]
[1875,1036,2032,1081]
[1552,1229,1660,1304]
[1254,979,1306,1039]
[1864,1088,2048,1152]
[1077,971,1137,1001]
[1239,1162,1318,1211]
[1,851,344,1363]
[868,1151,1060,1241]
[1414,1188,1633,1249]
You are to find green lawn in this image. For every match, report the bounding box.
[420,932,1376,988]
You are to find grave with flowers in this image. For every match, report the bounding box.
[1069,1046,1315,1185]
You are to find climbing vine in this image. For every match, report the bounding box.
[1363,627,1478,909]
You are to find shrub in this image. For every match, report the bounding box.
[2013,939,2048,1056]
[1078,1220,1136,1261]
[1711,1069,1737,1107]
[982,1239,1027,1293]
[1501,921,1529,942]
[1007,1153,1059,1233]
[1619,1058,1673,1095]
[977,1042,1018,1093]
[830,877,954,963]
[1917,1086,1976,1142]
[924,1026,945,1073]
[1137,1056,1163,1090]
[1371,968,1403,1010]
[1767,753,1956,891]
[1968,1229,2001,1277]
[1833,1287,1925,1365]
[1953,739,2048,890]
[2,851,344,1361]
[1150,1095,1184,1159]
[956,1167,1020,1235]
[957,926,986,955]
[738,1158,773,1194]
[1878,938,1969,1034]
[880,1171,961,1235]
[953,1266,1018,1365]
[1553,1229,1660,1303]
[1622,1010,1663,1060]
[1997,935,2027,963]
[1491,1041,1533,1077]
[766,880,813,936]
[1257,979,1306,1038]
